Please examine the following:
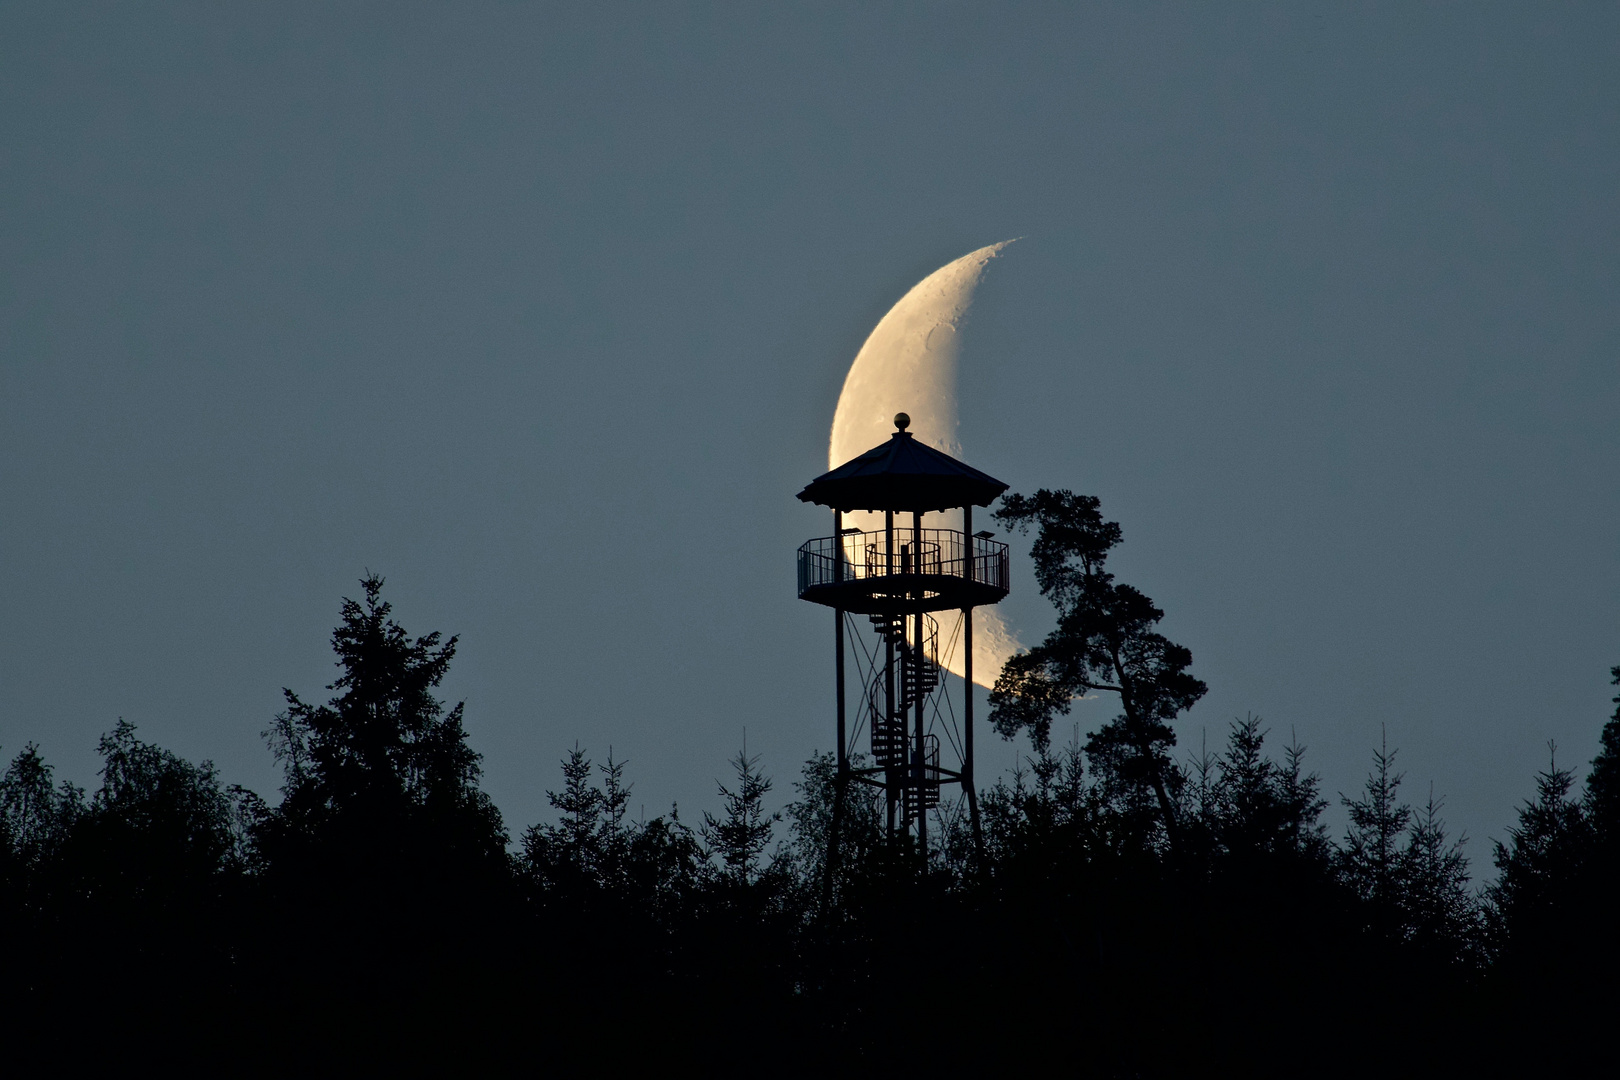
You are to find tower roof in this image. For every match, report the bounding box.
[797,415,1009,513]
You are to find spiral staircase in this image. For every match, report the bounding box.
[865,612,942,821]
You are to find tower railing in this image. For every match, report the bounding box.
[796,528,1009,596]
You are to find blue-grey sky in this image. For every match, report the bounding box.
[3,3,1616,856]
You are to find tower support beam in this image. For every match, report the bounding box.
[964,503,983,864]
[825,508,848,912]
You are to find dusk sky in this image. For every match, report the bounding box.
[3,3,1616,856]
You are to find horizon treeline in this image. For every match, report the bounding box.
[4,550,1618,1069]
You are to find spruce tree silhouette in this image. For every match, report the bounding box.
[596,749,633,889]
[1212,717,1286,858]
[1277,732,1333,865]
[1487,747,1594,958]
[1466,667,1620,1065]
[988,490,1206,850]
[703,746,777,888]
[522,743,605,897]
[1484,743,1606,1064]
[249,575,509,1058]
[1179,718,1333,887]
[1340,729,1411,939]
[1580,666,1620,983]
[259,575,505,872]
[1397,788,1480,968]
[1585,666,1620,848]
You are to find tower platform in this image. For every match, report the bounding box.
[797,527,1009,614]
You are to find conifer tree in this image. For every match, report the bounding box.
[598,749,633,888]
[1214,716,1284,858]
[1583,664,1620,842]
[703,749,777,887]
[257,575,507,879]
[1486,750,1595,958]
[1397,788,1480,967]
[557,747,605,865]
[1580,665,1620,981]
[1341,732,1410,936]
[988,490,1206,849]
[1277,732,1331,863]
[522,744,604,895]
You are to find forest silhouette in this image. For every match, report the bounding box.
[3,493,1616,1072]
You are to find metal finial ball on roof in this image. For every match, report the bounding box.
[894,412,910,431]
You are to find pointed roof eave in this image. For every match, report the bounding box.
[797,430,1009,513]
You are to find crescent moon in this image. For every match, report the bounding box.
[829,240,1024,689]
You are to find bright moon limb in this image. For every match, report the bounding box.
[828,240,1024,689]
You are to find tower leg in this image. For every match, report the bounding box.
[964,503,985,866]
[964,606,983,862]
[825,603,846,913]
[834,509,847,777]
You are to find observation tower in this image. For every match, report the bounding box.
[797,413,1011,865]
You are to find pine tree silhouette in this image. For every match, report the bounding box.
[988,490,1206,850]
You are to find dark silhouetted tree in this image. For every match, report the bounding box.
[988,490,1206,849]
[1577,666,1620,981]
[1340,731,1410,937]
[1398,787,1480,967]
[242,575,511,1057]
[1180,717,1332,878]
[1277,731,1332,864]
[598,749,632,884]
[0,721,261,1053]
[256,574,507,873]
[522,743,605,894]
[1486,748,1594,957]
[782,750,882,906]
[83,719,260,878]
[1212,716,1285,857]
[1585,665,1620,845]
[0,743,85,878]
[623,803,705,918]
[520,745,641,898]
[519,745,704,926]
[703,748,777,887]
[1482,740,1612,1059]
